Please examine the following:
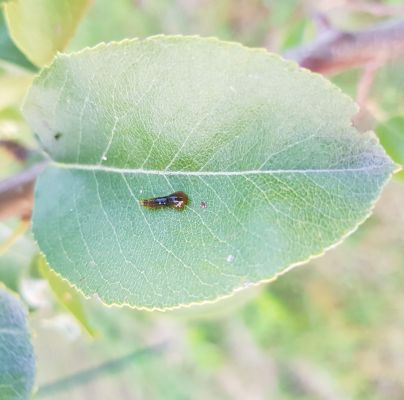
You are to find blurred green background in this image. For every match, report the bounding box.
[1,0,404,399]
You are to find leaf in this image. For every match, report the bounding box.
[38,255,96,337]
[0,286,35,400]
[0,223,35,292]
[376,116,404,180]
[23,37,395,310]
[68,0,150,52]
[0,70,33,111]
[0,9,37,71]
[3,0,92,67]
[0,219,29,257]
[371,59,404,117]
[0,107,33,144]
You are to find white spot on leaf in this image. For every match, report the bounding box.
[226,254,235,263]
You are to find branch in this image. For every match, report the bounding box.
[345,2,404,17]
[36,342,168,398]
[0,161,47,221]
[0,140,30,161]
[285,19,404,75]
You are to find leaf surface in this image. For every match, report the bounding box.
[0,286,35,400]
[38,255,96,337]
[4,0,91,66]
[376,116,404,180]
[0,9,37,71]
[24,37,395,309]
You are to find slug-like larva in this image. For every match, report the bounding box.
[140,191,189,210]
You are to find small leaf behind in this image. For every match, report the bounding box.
[376,115,404,180]
[4,0,92,66]
[0,286,35,400]
[0,9,37,71]
[38,255,96,337]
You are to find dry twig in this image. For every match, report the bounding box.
[0,161,47,221]
[285,18,404,75]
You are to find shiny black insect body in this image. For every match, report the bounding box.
[140,191,189,210]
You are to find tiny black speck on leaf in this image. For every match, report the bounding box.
[54,132,62,140]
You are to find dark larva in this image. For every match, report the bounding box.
[140,191,189,210]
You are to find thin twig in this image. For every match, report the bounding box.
[345,2,404,17]
[36,342,168,398]
[312,11,333,35]
[0,218,30,255]
[0,161,47,220]
[353,60,384,124]
[356,61,383,108]
[0,140,30,161]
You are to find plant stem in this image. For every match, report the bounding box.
[36,342,168,398]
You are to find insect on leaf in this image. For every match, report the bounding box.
[24,36,395,310]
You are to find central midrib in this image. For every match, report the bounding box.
[51,161,389,176]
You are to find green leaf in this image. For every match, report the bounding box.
[38,255,96,337]
[0,223,35,290]
[376,115,404,180]
[23,37,395,310]
[0,107,33,144]
[0,286,35,400]
[0,9,37,71]
[0,68,33,111]
[3,0,91,67]
[69,0,153,52]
